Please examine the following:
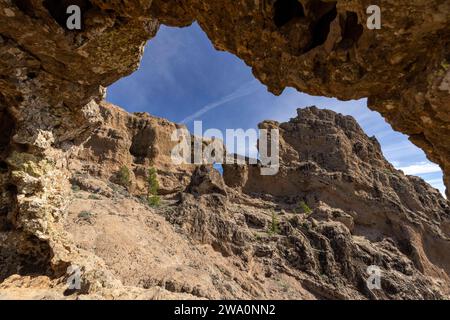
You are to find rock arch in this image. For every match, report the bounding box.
[0,0,449,297]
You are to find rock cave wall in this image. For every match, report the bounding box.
[0,0,449,284]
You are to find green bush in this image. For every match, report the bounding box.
[297,201,312,215]
[78,210,92,219]
[147,195,161,207]
[77,210,95,223]
[147,167,160,207]
[117,166,131,187]
[147,167,158,194]
[268,212,280,235]
[71,183,80,192]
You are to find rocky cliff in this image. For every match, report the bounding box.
[1,103,449,300]
[225,107,450,285]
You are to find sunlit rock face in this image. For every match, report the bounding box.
[0,0,449,299]
[224,106,450,283]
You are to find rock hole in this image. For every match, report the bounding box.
[0,183,17,231]
[43,0,92,30]
[129,128,157,163]
[14,95,24,104]
[338,12,363,49]
[0,234,53,283]
[14,143,30,153]
[0,108,16,158]
[0,161,7,173]
[273,0,305,28]
[12,0,36,17]
[305,1,337,51]
[26,71,38,80]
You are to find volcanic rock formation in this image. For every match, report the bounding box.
[1,103,449,299]
[0,0,449,300]
[225,107,450,283]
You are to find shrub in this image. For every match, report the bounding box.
[268,212,280,235]
[297,201,312,215]
[147,195,161,207]
[254,232,268,241]
[147,167,158,195]
[147,167,160,207]
[117,166,131,187]
[77,210,95,223]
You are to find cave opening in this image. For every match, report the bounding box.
[11,0,36,18]
[273,0,305,28]
[339,11,364,49]
[130,127,157,163]
[306,1,338,51]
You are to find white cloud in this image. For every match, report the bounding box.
[180,80,259,124]
[398,162,442,175]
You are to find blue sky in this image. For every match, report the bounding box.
[107,23,445,196]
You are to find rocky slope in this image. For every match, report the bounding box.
[1,103,448,300]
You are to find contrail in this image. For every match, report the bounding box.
[180,80,259,124]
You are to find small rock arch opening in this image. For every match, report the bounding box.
[0,108,15,159]
[339,11,364,49]
[12,0,37,17]
[306,1,337,51]
[273,0,305,28]
[130,127,157,163]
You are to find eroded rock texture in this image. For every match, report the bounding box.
[0,0,449,299]
[2,103,447,300]
[224,107,450,284]
[0,0,160,296]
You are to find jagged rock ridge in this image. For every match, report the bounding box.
[1,103,448,300]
